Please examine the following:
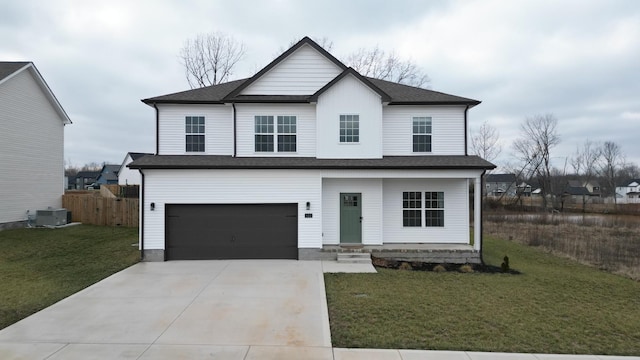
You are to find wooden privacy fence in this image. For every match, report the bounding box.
[62,193,139,227]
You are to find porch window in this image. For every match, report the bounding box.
[402,191,422,227]
[185,116,205,152]
[412,117,432,152]
[425,191,444,227]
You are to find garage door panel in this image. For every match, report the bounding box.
[165,204,298,260]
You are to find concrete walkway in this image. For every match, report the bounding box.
[0,260,637,359]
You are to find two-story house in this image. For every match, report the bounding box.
[130,37,495,262]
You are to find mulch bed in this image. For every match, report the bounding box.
[371,255,521,274]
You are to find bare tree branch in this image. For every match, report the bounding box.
[571,139,602,211]
[179,32,246,88]
[470,120,502,163]
[344,45,430,88]
[599,141,625,204]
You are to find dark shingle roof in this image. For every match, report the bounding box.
[0,62,30,81]
[129,155,495,170]
[486,173,516,183]
[129,152,153,161]
[142,78,247,104]
[366,77,479,105]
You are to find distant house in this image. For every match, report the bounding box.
[485,174,517,197]
[74,170,99,190]
[118,152,152,185]
[562,180,600,202]
[615,179,640,204]
[516,182,532,197]
[0,61,71,229]
[96,164,120,185]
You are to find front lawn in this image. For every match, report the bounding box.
[0,225,139,330]
[324,235,640,355]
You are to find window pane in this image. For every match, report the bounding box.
[255,135,274,152]
[277,135,296,152]
[425,210,444,227]
[413,135,432,152]
[403,210,422,227]
[186,135,205,152]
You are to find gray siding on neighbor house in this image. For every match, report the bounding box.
[0,68,65,224]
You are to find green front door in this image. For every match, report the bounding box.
[340,193,362,244]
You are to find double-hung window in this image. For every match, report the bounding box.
[254,115,296,152]
[412,117,432,152]
[185,116,205,152]
[402,191,444,227]
[339,114,359,143]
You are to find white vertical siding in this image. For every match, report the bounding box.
[242,45,342,95]
[382,179,470,244]
[142,169,322,250]
[235,103,316,157]
[383,105,466,156]
[0,69,65,224]
[321,178,383,245]
[157,104,233,155]
[316,75,383,158]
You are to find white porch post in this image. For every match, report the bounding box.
[474,175,482,251]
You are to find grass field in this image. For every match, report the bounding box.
[0,225,139,330]
[324,235,640,355]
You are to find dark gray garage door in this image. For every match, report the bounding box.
[165,204,298,260]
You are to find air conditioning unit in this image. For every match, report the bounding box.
[36,209,68,226]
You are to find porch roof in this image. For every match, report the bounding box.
[129,155,496,170]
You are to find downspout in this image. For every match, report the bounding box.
[464,105,470,156]
[139,169,145,261]
[479,169,486,265]
[232,103,237,157]
[153,103,159,154]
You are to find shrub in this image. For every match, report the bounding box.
[398,262,412,270]
[433,264,447,272]
[459,264,474,273]
[501,255,510,273]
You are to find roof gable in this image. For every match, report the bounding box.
[226,37,347,97]
[0,61,72,124]
[310,68,391,103]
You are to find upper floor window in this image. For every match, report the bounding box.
[185,116,205,152]
[412,117,432,152]
[339,114,359,143]
[254,115,296,152]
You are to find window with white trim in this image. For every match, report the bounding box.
[339,114,359,143]
[412,117,432,152]
[185,116,205,152]
[402,191,444,227]
[254,115,297,152]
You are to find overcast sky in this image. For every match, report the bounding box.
[2,0,639,170]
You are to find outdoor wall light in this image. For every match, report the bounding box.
[306,201,311,210]
[150,202,155,211]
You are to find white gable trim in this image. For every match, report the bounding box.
[0,63,72,124]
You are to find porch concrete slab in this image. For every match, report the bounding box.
[0,342,66,360]
[334,348,402,360]
[400,349,472,359]
[47,344,148,359]
[322,260,377,273]
[138,345,249,359]
[245,345,334,359]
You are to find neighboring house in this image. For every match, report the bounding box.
[129,37,495,262]
[74,170,99,190]
[516,182,532,197]
[485,174,517,197]
[118,152,152,185]
[562,180,600,202]
[615,179,640,204]
[95,164,120,185]
[0,62,71,229]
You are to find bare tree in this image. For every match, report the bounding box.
[344,45,429,88]
[599,141,625,205]
[571,140,602,212]
[512,114,560,210]
[179,32,246,88]
[470,121,502,163]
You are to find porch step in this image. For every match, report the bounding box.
[337,252,372,264]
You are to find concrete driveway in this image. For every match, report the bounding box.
[0,260,333,359]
